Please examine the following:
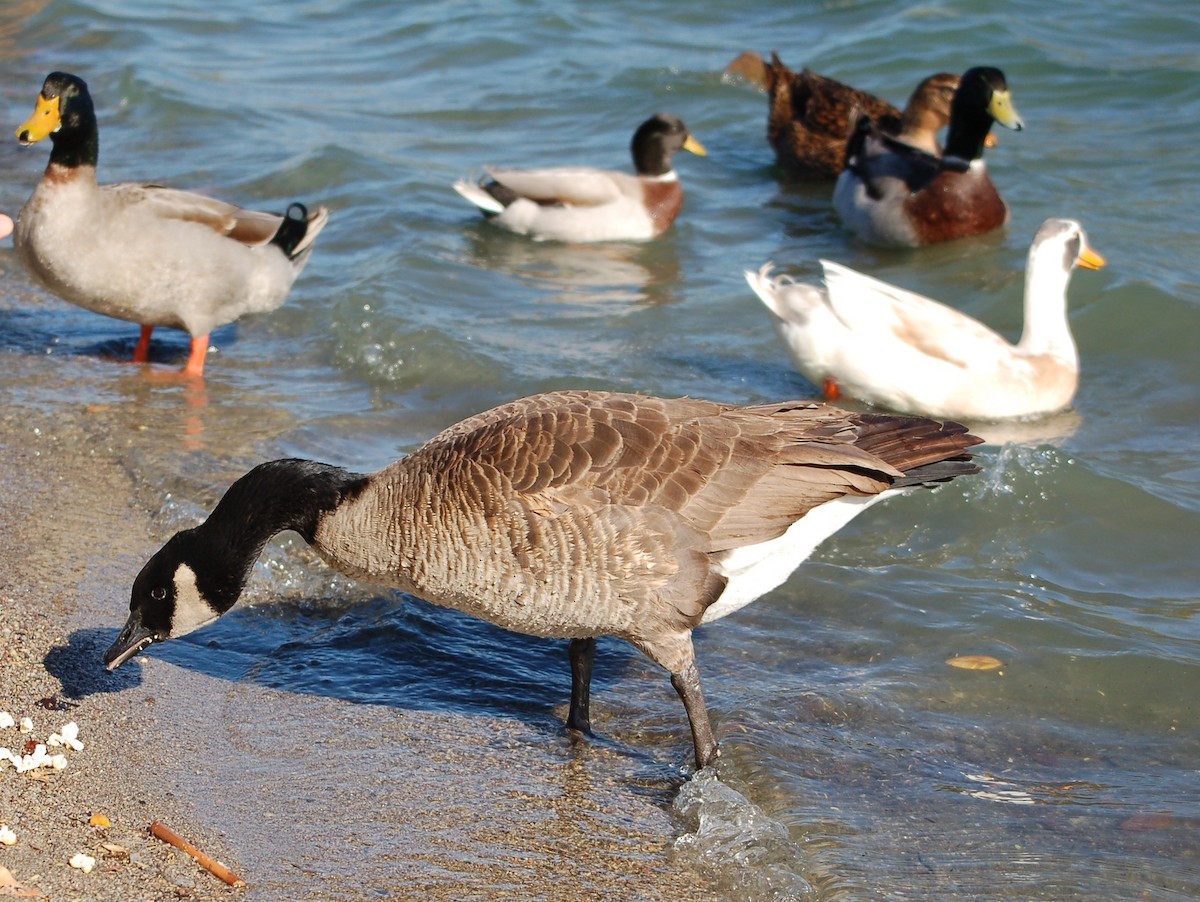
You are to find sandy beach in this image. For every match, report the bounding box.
[0,344,725,900]
[0,352,243,900]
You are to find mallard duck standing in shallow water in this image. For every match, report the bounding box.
[833,66,1023,247]
[746,219,1106,421]
[453,113,706,242]
[13,72,329,377]
[104,389,981,770]
[726,51,967,179]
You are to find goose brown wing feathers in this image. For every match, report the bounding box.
[418,392,976,556]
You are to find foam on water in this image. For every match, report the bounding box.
[674,770,815,901]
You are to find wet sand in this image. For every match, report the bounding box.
[0,347,722,900]
[0,357,242,900]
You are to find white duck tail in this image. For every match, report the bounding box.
[452,178,506,215]
[745,263,824,324]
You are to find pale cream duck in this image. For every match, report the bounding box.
[104,390,981,770]
[453,114,706,242]
[13,72,329,377]
[746,219,1106,421]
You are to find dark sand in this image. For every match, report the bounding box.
[0,347,723,900]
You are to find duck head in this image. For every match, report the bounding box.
[631,113,707,177]
[944,67,1023,164]
[16,72,99,168]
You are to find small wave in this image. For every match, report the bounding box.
[673,769,815,902]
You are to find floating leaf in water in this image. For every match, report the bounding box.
[946,654,1004,671]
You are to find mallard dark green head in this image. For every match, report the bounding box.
[630,113,707,177]
[16,71,99,168]
[944,67,1023,163]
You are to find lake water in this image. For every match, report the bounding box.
[1,1,1197,899]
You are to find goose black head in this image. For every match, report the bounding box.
[103,459,370,671]
[103,529,230,671]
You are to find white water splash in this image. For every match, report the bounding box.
[673,769,815,901]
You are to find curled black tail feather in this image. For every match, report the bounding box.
[270,202,310,258]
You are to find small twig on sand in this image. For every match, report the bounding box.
[149,820,246,888]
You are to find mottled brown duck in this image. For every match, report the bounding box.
[726,51,963,178]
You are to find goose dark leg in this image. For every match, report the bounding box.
[671,662,719,770]
[566,637,596,734]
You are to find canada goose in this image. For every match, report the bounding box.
[746,219,1106,420]
[726,51,967,178]
[104,390,981,769]
[833,67,1023,247]
[452,114,707,242]
[13,71,329,377]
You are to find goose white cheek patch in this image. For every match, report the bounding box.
[170,563,218,637]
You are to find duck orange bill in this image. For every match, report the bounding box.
[16,93,60,144]
[984,133,999,148]
[1078,247,1106,270]
[684,134,708,157]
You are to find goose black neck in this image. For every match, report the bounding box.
[204,459,369,547]
[187,459,369,612]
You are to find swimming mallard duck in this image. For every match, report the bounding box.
[104,389,980,769]
[746,219,1106,421]
[452,113,706,242]
[13,72,329,377]
[833,67,1023,247]
[726,51,965,179]
[0,212,12,240]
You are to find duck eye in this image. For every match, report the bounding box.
[150,587,167,601]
